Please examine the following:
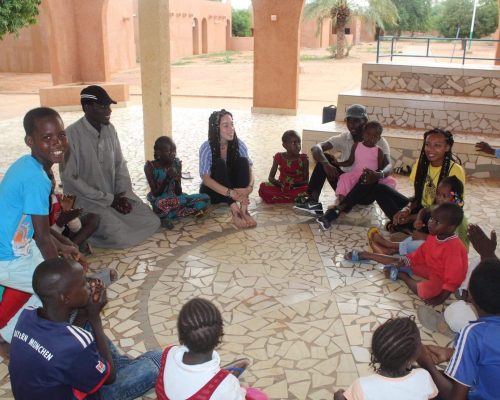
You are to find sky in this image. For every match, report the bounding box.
[230,0,252,10]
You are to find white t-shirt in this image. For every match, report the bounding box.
[162,345,245,400]
[327,132,390,172]
[344,369,438,400]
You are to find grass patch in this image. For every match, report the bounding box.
[191,51,240,59]
[171,59,194,66]
[300,54,331,61]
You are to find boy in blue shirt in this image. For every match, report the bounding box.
[9,258,161,400]
[0,107,77,342]
[417,258,500,399]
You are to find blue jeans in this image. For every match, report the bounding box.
[86,329,161,400]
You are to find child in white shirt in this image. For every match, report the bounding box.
[334,316,438,400]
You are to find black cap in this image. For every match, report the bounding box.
[80,85,117,105]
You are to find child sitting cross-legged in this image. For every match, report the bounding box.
[145,136,210,229]
[416,258,500,400]
[345,203,468,306]
[368,176,468,256]
[334,316,437,400]
[156,297,267,400]
[258,130,309,203]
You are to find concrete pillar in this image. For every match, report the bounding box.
[252,0,304,115]
[496,0,500,66]
[43,0,110,85]
[139,0,172,161]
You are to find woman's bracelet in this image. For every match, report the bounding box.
[226,188,232,197]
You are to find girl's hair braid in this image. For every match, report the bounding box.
[177,298,224,353]
[208,109,240,170]
[414,128,461,206]
[370,316,421,373]
[153,136,175,160]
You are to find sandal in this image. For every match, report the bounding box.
[417,305,455,338]
[367,227,381,252]
[222,358,250,378]
[383,264,412,281]
[345,249,364,262]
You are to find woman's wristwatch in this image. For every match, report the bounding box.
[226,188,232,198]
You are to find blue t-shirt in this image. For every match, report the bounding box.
[445,316,500,399]
[0,155,51,261]
[9,308,109,400]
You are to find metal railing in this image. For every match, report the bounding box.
[376,35,500,64]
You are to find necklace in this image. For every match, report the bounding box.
[426,167,441,188]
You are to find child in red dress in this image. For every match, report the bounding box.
[258,130,309,203]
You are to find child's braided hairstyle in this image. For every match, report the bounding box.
[370,316,421,373]
[208,109,240,171]
[177,298,224,353]
[413,128,460,207]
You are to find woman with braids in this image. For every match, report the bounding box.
[155,297,267,400]
[334,317,438,400]
[199,109,257,229]
[374,128,464,233]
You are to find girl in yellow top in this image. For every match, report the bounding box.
[374,128,464,232]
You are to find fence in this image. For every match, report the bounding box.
[376,35,500,64]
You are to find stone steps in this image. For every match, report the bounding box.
[302,122,500,179]
[336,88,500,136]
[362,62,500,99]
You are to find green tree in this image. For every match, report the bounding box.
[232,8,252,37]
[305,0,398,59]
[436,0,498,39]
[0,0,41,40]
[386,0,431,35]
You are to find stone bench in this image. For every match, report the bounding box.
[302,122,500,179]
[362,62,500,99]
[336,88,500,136]
[39,83,129,110]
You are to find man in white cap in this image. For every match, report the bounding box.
[294,104,392,217]
[60,85,160,248]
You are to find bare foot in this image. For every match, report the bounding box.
[242,211,257,228]
[231,210,247,229]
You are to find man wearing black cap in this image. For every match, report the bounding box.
[60,85,160,248]
[294,104,392,216]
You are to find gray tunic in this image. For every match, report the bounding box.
[60,117,160,248]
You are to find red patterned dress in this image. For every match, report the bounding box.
[258,153,308,203]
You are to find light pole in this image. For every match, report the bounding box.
[468,0,479,49]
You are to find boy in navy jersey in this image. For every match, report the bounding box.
[9,258,161,400]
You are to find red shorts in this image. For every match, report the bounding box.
[410,264,443,300]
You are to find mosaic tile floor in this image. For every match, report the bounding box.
[0,106,499,399]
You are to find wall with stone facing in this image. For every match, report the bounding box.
[362,63,500,99]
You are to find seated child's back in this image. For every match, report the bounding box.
[157,298,245,400]
[335,317,437,400]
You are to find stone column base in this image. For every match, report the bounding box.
[39,83,129,110]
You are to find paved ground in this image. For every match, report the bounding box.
[0,43,499,398]
[0,104,498,399]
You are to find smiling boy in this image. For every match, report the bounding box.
[0,107,73,341]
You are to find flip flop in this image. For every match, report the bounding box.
[383,264,412,281]
[222,358,250,378]
[367,227,381,252]
[344,249,368,262]
[417,305,455,338]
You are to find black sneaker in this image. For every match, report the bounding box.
[294,200,323,215]
[316,216,331,230]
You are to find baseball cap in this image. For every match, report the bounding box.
[345,104,367,119]
[80,85,117,105]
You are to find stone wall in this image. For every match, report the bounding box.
[362,62,500,99]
